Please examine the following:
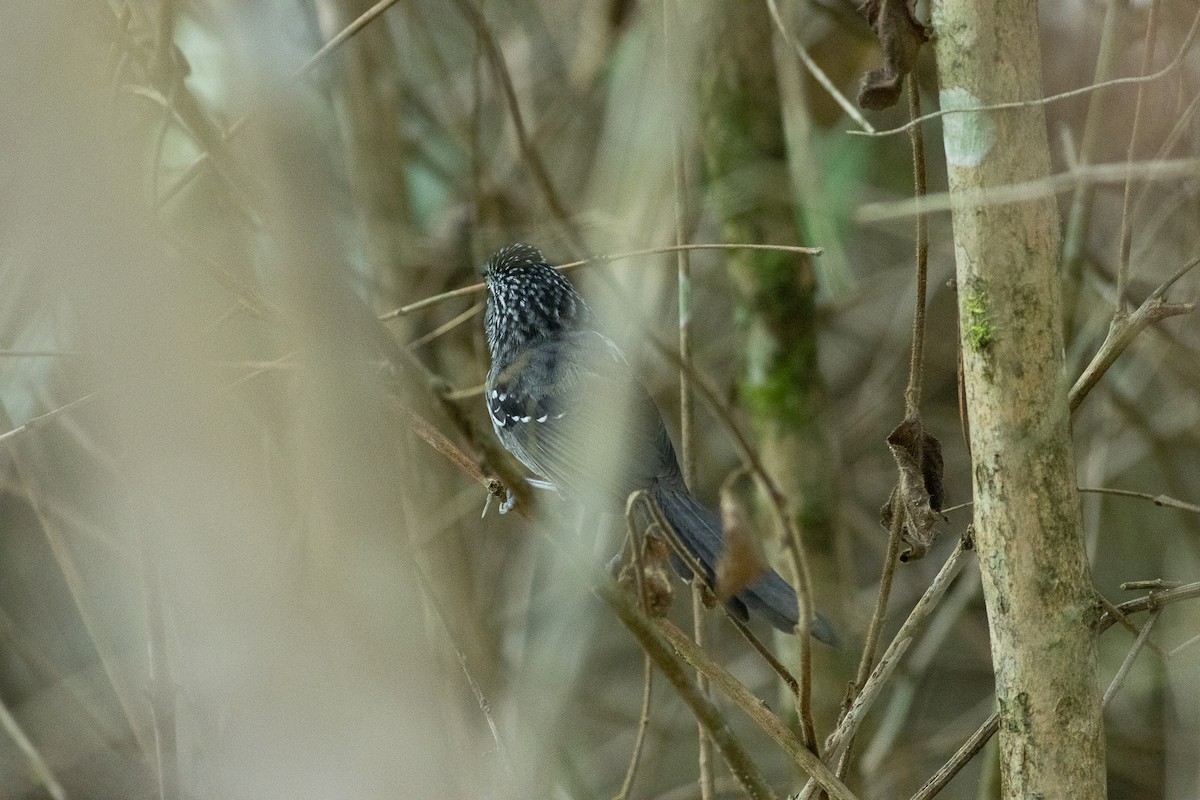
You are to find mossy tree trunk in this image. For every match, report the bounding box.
[700,2,835,550]
[933,0,1107,796]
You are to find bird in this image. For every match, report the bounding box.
[481,242,835,642]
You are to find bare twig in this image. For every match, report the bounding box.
[0,392,98,445]
[1102,610,1159,708]
[1122,579,1183,591]
[599,583,784,800]
[661,2,712,794]
[764,0,875,133]
[905,76,930,416]
[142,527,178,800]
[651,618,860,800]
[1095,592,1166,659]
[0,698,66,800]
[908,710,999,800]
[393,402,531,519]
[914,580,1200,798]
[653,347,821,751]
[1115,0,1163,312]
[157,0,406,206]
[860,558,980,774]
[412,563,514,777]
[833,75,933,785]
[614,655,655,800]
[1069,257,1199,412]
[833,509,903,782]
[857,157,1200,223]
[1061,0,1127,317]
[387,243,823,318]
[1168,633,1200,659]
[403,302,485,349]
[1098,581,1200,630]
[799,535,973,799]
[1078,487,1200,514]
[448,0,584,255]
[615,496,655,800]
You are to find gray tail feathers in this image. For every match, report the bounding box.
[652,483,837,645]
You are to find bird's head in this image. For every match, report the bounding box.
[482,243,588,360]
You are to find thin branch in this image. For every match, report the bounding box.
[833,508,903,782]
[1130,86,1200,221]
[908,710,999,800]
[1095,592,1167,659]
[157,0,407,206]
[403,302,485,349]
[799,534,973,799]
[859,557,980,775]
[1077,487,1200,515]
[661,2,712,794]
[615,496,655,800]
[857,157,1200,223]
[0,392,98,446]
[764,0,875,133]
[1121,579,1183,591]
[448,0,584,256]
[412,563,514,778]
[853,1,1200,139]
[834,75,932,785]
[1060,0,1127,314]
[651,618,860,800]
[653,347,821,752]
[904,75,930,416]
[0,697,66,800]
[1098,581,1200,631]
[1115,0,1163,313]
[615,654,654,800]
[912,580,1200,799]
[939,486,1200,516]
[1102,610,1159,708]
[142,528,178,800]
[1069,257,1199,412]
[1168,633,1200,659]
[387,242,824,318]
[598,583,784,800]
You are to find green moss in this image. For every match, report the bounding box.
[964,289,994,352]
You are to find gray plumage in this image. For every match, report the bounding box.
[482,243,834,642]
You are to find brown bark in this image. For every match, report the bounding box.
[932,0,1107,796]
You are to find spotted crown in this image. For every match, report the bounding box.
[483,243,588,363]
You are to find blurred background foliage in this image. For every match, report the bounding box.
[0,0,1198,798]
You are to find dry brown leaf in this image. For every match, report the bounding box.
[857,0,929,110]
[716,479,770,601]
[880,415,945,560]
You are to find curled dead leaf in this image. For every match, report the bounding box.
[857,0,929,110]
[715,471,771,601]
[880,415,945,560]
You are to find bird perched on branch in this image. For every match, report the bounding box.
[482,242,834,642]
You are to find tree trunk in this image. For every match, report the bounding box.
[932,1,1107,797]
[700,1,835,549]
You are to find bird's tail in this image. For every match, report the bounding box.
[651,483,837,645]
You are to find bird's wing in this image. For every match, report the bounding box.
[487,331,672,503]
